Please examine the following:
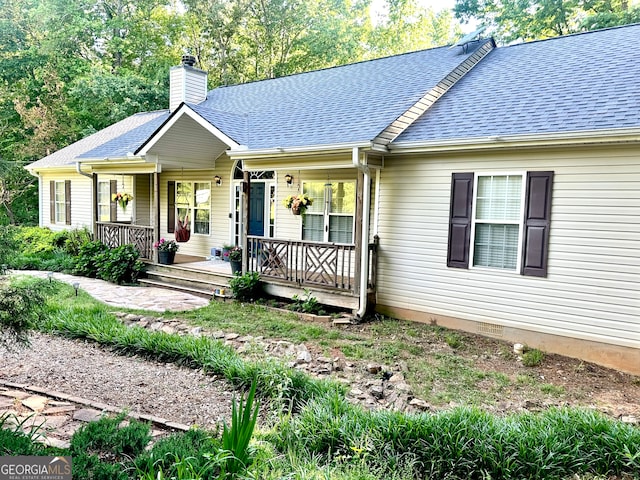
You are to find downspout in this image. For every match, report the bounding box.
[75,162,93,179]
[353,147,371,320]
[76,162,96,237]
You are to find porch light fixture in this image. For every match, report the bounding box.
[214,175,222,186]
[72,281,80,296]
[284,174,293,185]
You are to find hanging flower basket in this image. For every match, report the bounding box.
[112,192,134,210]
[283,193,313,216]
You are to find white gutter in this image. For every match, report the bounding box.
[228,141,372,159]
[353,147,371,320]
[389,127,640,154]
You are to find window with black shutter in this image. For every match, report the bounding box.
[447,171,553,277]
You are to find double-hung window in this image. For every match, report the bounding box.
[97,181,111,222]
[50,180,70,225]
[448,171,553,277]
[471,174,525,271]
[302,181,356,243]
[176,181,211,235]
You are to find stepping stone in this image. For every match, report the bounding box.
[0,389,31,400]
[42,405,76,415]
[73,408,103,423]
[22,395,49,412]
[42,437,71,449]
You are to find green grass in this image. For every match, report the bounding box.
[5,277,640,480]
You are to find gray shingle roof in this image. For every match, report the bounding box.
[199,45,482,149]
[396,24,640,144]
[27,111,168,170]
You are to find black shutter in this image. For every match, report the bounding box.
[447,172,474,268]
[167,181,175,233]
[521,171,553,277]
[49,181,56,224]
[110,180,117,221]
[64,180,71,225]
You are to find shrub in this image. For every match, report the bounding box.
[0,279,49,349]
[289,289,326,315]
[229,271,262,302]
[73,240,109,277]
[95,244,144,284]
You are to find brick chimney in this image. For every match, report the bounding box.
[169,55,208,112]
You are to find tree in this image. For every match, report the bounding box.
[454,0,640,43]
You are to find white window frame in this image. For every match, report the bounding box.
[469,172,526,272]
[54,181,66,224]
[302,181,356,244]
[176,181,212,236]
[97,181,110,222]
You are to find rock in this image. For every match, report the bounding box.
[149,322,163,331]
[366,364,382,374]
[22,396,48,412]
[370,385,385,399]
[73,408,103,423]
[237,335,253,343]
[138,320,150,328]
[224,333,239,340]
[620,415,638,425]
[161,325,177,335]
[394,382,412,393]
[317,356,332,363]
[211,330,225,339]
[388,373,405,383]
[296,351,312,364]
[190,327,202,336]
[350,388,366,398]
[124,314,140,321]
[409,398,430,411]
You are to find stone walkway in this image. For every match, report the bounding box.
[9,270,210,312]
[0,382,188,449]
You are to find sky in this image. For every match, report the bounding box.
[370,0,479,33]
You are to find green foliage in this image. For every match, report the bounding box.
[0,278,49,349]
[229,271,262,302]
[275,396,640,479]
[221,380,260,477]
[73,240,110,277]
[134,429,222,479]
[454,0,640,44]
[289,288,326,315]
[95,243,145,284]
[522,348,545,367]
[70,412,151,480]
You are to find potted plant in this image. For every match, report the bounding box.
[228,246,242,274]
[154,238,179,265]
[112,192,134,210]
[283,193,313,216]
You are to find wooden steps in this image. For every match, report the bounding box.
[140,263,232,299]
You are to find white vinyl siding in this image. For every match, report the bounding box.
[41,173,93,231]
[376,145,640,351]
[471,174,525,271]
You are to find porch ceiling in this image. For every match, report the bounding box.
[146,115,229,168]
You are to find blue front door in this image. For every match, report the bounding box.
[249,183,265,236]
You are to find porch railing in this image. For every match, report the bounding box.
[97,222,154,260]
[247,236,378,293]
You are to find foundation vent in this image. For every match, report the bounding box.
[477,322,504,337]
